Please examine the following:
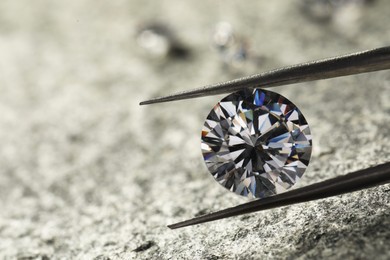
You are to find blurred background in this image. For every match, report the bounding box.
[0,0,389,259]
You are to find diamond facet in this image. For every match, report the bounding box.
[201,88,312,198]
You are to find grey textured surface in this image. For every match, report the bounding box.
[0,1,389,259]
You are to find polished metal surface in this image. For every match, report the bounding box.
[169,162,390,229]
[140,46,390,105]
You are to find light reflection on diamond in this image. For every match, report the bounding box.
[201,88,312,199]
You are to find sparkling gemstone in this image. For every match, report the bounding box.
[201,88,312,199]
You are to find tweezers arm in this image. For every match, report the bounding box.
[168,162,390,229]
[141,46,390,105]
[257,46,390,87]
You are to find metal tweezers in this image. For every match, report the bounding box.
[140,46,390,229]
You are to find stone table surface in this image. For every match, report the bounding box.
[0,0,389,259]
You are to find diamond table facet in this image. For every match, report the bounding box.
[201,88,312,199]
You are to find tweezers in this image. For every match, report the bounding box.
[140,46,390,229]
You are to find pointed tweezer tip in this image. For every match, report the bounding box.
[139,99,155,105]
[139,100,157,106]
[168,210,217,229]
[167,221,193,229]
[167,224,176,229]
[139,96,175,105]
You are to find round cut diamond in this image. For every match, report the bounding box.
[201,88,312,198]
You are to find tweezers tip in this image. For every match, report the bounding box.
[139,97,171,105]
[167,223,180,229]
[167,221,194,229]
[167,224,175,229]
[139,100,157,105]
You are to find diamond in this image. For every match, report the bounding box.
[201,88,312,199]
